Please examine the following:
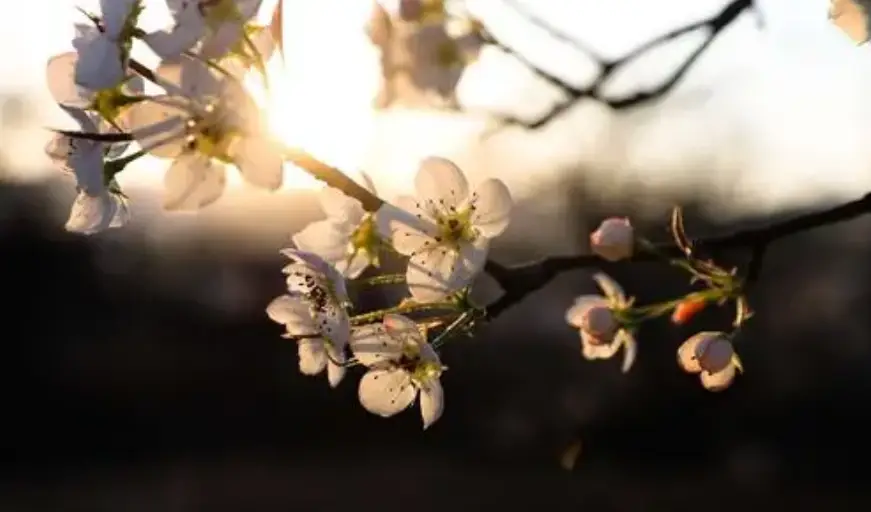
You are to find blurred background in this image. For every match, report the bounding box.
[3,0,871,509]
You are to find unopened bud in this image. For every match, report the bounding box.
[671,298,707,325]
[590,218,634,262]
[694,335,734,374]
[581,306,619,345]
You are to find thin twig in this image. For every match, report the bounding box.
[480,0,756,128]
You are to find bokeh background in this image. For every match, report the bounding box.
[3,0,871,510]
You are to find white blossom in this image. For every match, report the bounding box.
[266,250,351,387]
[350,314,445,429]
[125,58,283,210]
[376,157,512,302]
[292,176,382,279]
[72,0,140,91]
[46,50,144,118]
[144,0,263,60]
[677,332,742,392]
[590,217,634,262]
[46,106,130,235]
[565,273,637,373]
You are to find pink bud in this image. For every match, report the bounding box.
[694,335,734,374]
[590,218,634,262]
[580,306,619,345]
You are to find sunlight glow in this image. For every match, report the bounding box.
[242,0,383,191]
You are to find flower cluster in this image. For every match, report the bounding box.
[268,157,513,428]
[45,0,280,233]
[48,1,765,435]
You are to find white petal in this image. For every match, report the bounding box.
[375,199,438,256]
[163,153,227,211]
[144,17,205,60]
[565,295,608,328]
[126,97,189,158]
[383,314,422,340]
[414,156,469,212]
[457,236,489,283]
[298,339,328,375]
[67,141,105,194]
[100,0,137,38]
[64,192,120,235]
[46,53,92,108]
[358,368,416,417]
[349,324,403,367]
[470,178,513,238]
[677,332,708,374]
[336,251,371,279]
[292,220,353,262]
[326,344,346,388]
[406,246,466,302]
[231,135,283,190]
[266,294,316,333]
[419,378,444,429]
[200,22,245,59]
[618,330,637,373]
[318,187,366,225]
[315,307,351,350]
[592,272,627,305]
[75,37,124,91]
[581,333,620,360]
[700,364,736,392]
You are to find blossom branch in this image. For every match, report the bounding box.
[485,192,871,317]
[480,0,757,128]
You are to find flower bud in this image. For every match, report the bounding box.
[581,305,619,345]
[590,218,634,262]
[694,335,734,374]
[671,298,707,325]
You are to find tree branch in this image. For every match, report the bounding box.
[479,0,757,128]
[484,192,871,317]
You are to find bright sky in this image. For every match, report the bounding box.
[2,0,871,241]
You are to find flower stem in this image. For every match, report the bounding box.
[350,300,458,325]
[354,273,406,286]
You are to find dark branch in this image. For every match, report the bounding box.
[484,192,871,317]
[480,0,756,128]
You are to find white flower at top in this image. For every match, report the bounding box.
[144,0,264,60]
[125,58,283,210]
[376,157,513,302]
[349,314,445,429]
[677,331,741,392]
[565,273,637,373]
[45,106,129,235]
[266,250,351,387]
[72,0,141,91]
[590,217,634,262]
[292,176,382,279]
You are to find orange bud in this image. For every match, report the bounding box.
[671,298,707,325]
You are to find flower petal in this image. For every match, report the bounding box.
[298,339,328,375]
[64,192,124,235]
[326,344,346,388]
[100,0,137,38]
[592,272,627,305]
[406,246,466,302]
[126,97,189,158]
[231,135,283,190]
[618,330,637,373]
[457,236,489,283]
[163,153,227,211]
[375,198,438,256]
[315,306,351,350]
[419,378,444,429]
[383,313,422,341]
[470,178,512,238]
[581,333,620,360]
[414,156,469,213]
[318,187,366,225]
[46,52,92,108]
[292,220,353,263]
[349,324,403,367]
[700,364,736,392]
[75,36,124,91]
[677,332,715,374]
[564,295,608,328]
[144,15,206,60]
[358,368,416,417]
[266,294,316,333]
[336,251,371,279]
